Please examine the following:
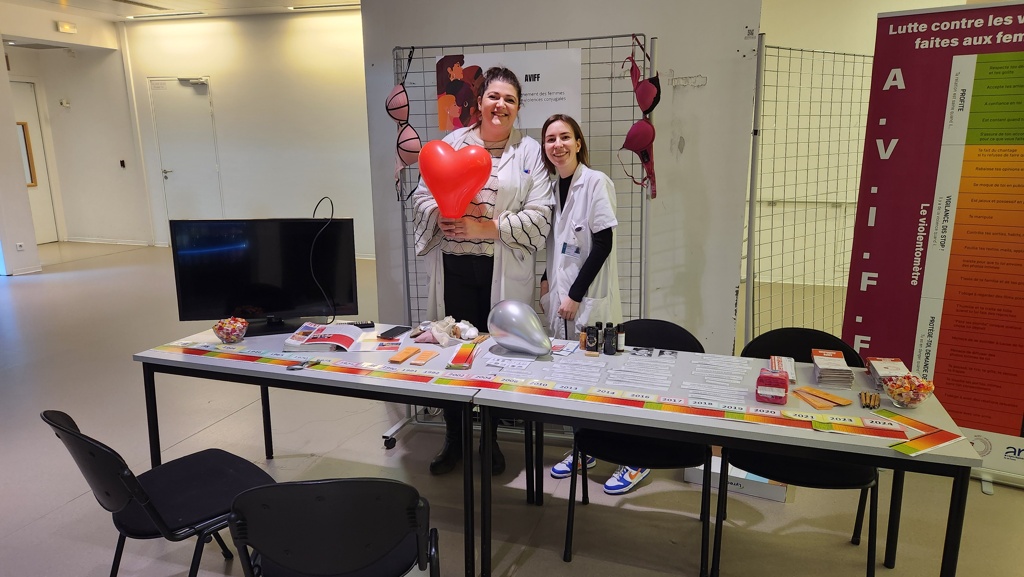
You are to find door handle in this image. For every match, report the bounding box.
[162,169,173,180]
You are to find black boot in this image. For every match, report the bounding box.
[480,418,505,475]
[430,438,462,475]
[430,409,463,475]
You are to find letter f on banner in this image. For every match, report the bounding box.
[860,272,878,291]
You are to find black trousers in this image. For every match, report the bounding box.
[441,254,496,444]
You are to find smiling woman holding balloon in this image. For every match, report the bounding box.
[411,66,553,476]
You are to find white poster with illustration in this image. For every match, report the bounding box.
[435,49,582,130]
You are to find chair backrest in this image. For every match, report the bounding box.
[622,318,704,353]
[230,478,429,576]
[740,327,864,368]
[41,410,147,514]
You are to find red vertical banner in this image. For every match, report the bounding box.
[845,4,1024,445]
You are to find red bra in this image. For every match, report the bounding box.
[619,35,660,198]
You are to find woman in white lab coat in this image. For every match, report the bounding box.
[541,115,647,495]
[539,114,622,341]
[411,66,553,477]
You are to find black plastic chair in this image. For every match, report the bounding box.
[229,478,440,577]
[41,409,275,577]
[564,319,713,577]
[710,327,879,577]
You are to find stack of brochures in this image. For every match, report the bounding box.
[865,357,910,390]
[811,349,855,388]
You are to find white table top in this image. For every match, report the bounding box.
[133,329,478,403]
[134,330,981,470]
[472,344,982,470]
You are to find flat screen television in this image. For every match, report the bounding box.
[169,218,358,335]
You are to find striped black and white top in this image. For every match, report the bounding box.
[412,128,550,260]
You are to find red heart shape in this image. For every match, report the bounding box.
[419,140,492,218]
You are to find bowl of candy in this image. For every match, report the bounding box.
[882,374,935,409]
[213,317,248,344]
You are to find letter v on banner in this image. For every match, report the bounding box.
[876,139,898,159]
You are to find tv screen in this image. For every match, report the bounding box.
[169,218,357,335]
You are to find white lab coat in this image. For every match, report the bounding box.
[412,127,553,322]
[542,163,622,339]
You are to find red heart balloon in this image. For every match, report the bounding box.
[419,140,492,218]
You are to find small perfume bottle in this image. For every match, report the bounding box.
[603,324,617,355]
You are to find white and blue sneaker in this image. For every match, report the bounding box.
[603,465,649,494]
[550,451,597,478]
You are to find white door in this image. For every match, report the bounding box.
[149,77,223,220]
[11,81,58,244]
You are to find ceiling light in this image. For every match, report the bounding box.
[287,3,360,11]
[127,11,203,19]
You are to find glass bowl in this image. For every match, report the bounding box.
[882,374,935,409]
[213,317,248,344]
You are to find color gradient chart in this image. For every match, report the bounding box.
[154,343,911,442]
[915,52,1024,436]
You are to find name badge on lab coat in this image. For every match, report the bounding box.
[561,242,581,259]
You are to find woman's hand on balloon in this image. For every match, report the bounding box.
[539,280,549,313]
[440,217,497,240]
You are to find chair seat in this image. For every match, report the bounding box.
[253,532,418,577]
[576,428,706,469]
[113,448,275,538]
[728,449,876,489]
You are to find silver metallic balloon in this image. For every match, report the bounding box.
[486,300,552,356]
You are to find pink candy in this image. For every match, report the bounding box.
[882,374,934,408]
[213,317,249,344]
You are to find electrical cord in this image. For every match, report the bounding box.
[311,196,336,324]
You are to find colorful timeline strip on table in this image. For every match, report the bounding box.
[873,408,964,456]
[157,344,911,441]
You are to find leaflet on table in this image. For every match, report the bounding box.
[889,429,965,457]
[550,340,579,356]
[284,322,366,351]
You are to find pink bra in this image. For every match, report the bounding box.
[386,48,422,199]
[619,35,660,198]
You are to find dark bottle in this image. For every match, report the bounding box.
[595,322,603,347]
[585,326,598,352]
[603,324,617,355]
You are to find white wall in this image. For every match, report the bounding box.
[125,12,375,256]
[760,0,967,54]
[0,3,118,49]
[0,2,125,274]
[0,56,40,274]
[18,45,152,244]
[361,0,761,353]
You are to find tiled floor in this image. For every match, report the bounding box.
[0,243,1021,577]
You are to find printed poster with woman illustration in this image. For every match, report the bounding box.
[435,49,581,130]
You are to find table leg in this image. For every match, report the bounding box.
[535,422,544,506]
[884,469,905,568]
[260,385,274,459]
[143,364,161,468]
[464,405,476,577]
[481,406,493,577]
[940,467,971,577]
[525,419,535,504]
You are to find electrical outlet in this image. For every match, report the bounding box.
[16,243,25,251]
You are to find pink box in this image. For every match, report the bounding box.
[755,368,789,405]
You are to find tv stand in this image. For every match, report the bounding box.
[245,317,305,337]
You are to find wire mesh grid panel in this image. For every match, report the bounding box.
[394,35,648,327]
[745,46,873,337]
